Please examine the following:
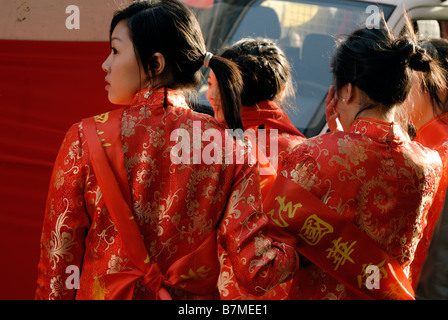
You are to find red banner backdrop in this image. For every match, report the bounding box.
[0,39,112,299]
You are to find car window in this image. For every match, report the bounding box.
[184,0,395,137]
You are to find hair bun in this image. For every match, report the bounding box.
[394,39,431,72]
[395,39,416,58]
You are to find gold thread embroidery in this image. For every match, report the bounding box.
[179,266,211,288]
[96,130,112,147]
[92,275,109,300]
[94,112,110,124]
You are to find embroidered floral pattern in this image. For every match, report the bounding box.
[284,118,441,299]
[36,89,297,300]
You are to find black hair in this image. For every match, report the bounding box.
[219,37,292,107]
[418,38,448,115]
[110,0,243,130]
[331,26,444,115]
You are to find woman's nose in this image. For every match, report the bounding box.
[102,53,112,73]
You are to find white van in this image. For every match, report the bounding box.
[184,0,448,137]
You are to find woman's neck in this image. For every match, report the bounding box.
[356,104,395,123]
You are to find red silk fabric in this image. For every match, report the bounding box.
[264,176,415,300]
[265,118,442,299]
[411,113,448,287]
[82,111,221,299]
[0,39,111,299]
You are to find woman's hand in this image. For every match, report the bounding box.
[325,85,343,132]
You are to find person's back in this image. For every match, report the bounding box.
[43,88,280,299]
[264,24,445,300]
[283,118,441,299]
[404,37,448,298]
[35,1,298,300]
[208,37,305,300]
[219,38,306,172]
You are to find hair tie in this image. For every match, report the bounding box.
[203,52,213,68]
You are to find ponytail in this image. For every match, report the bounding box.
[419,38,448,115]
[205,54,244,131]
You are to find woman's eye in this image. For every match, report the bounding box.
[111,47,118,55]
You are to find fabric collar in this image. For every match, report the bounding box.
[414,112,448,149]
[131,88,190,110]
[349,118,410,144]
[241,100,304,137]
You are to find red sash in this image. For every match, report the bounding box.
[82,108,220,300]
[264,175,415,300]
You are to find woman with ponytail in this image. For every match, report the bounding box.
[35,0,298,300]
[264,25,444,299]
[403,38,448,298]
[207,37,305,300]
[209,37,306,173]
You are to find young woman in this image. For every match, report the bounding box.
[35,0,298,300]
[208,38,306,173]
[403,38,448,298]
[264,26,444,300]
[207,37,305,300]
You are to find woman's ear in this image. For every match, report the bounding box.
[339,83,354,103]
[152,52,166,76]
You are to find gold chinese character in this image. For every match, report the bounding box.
[298,214,333,246]
[325,237,356,271]
[383,282,404,300]
[94,112,110,124]
[267,195,302,228]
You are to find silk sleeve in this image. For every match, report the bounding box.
[35,123,91,300]
[217,160,298,296]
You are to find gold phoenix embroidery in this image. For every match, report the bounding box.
[298,214,333,246]
[267,196,302,228]
[325,237,356,271]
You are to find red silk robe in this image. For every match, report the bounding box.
[265,118,442,299]
[411,112,448,287]
[218,100,305,300]
[241,100,306,172]
[35,88,298,300]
